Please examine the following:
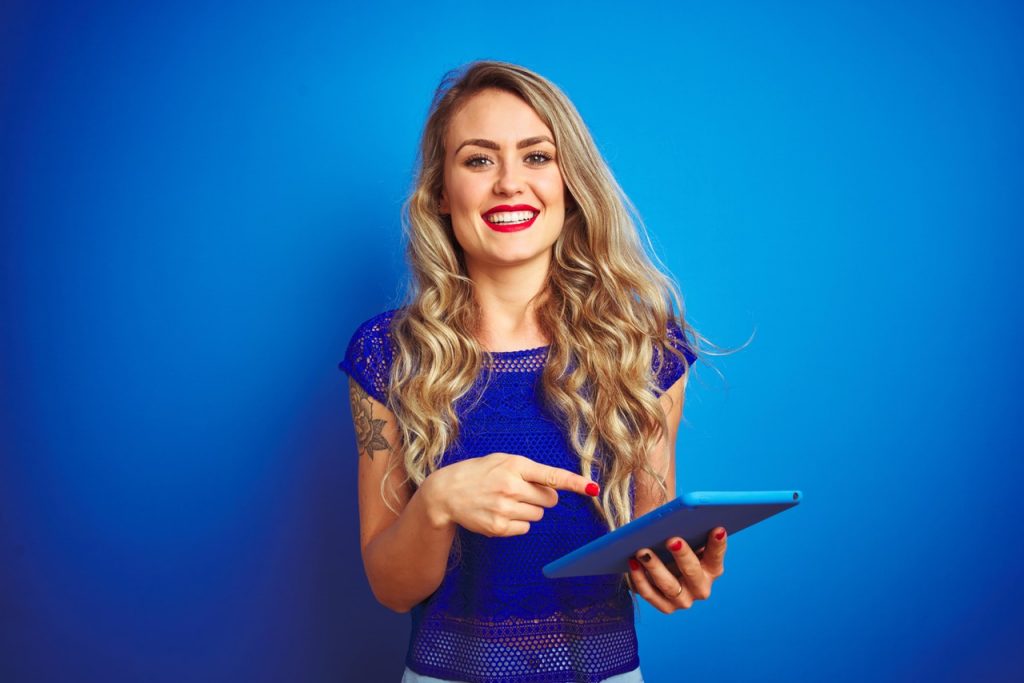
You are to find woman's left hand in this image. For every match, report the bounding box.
[628,527,727,613]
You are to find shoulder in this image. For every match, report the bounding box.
[666,317,697,365]
[338,308,404,404]
[653,316,698,395]
[352,308,401,342]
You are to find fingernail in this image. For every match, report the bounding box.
[628,558,641,571]
[669,539,683,552]
[715,529,726,541]
[585,482,600,497]
[639,552,652,563]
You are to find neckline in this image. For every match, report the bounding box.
[485,345,551,357]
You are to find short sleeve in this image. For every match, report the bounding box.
[337,310,397,405]
[654,317,698,394]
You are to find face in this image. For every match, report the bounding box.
[439,88,566,274]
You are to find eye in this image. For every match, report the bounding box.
[464,154,492,168]
[462,151,553,168]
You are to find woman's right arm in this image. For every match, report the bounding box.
[348,378,598,613]
[348,378,455,613]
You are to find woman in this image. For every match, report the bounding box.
[340,61,727,683]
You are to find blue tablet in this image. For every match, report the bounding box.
[542,490,802,578]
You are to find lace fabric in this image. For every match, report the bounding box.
[339,309,697,683]
[402,665,645,683]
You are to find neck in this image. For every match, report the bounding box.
[466,254,551,350]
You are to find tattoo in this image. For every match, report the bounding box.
[348,381,392,461]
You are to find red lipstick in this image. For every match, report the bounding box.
[481,204,540,233]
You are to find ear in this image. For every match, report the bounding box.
[438,189,450,215]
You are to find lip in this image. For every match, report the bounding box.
[481,204,540,233]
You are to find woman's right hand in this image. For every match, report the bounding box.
[421,453,599,537]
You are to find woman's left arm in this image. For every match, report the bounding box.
[629,371,729,614]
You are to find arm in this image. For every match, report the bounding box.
[348,377,599,613]
[348,378,456,613]
[633,370,687,518]
[628,369,729,613]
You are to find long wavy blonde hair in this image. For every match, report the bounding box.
[383,60,704,532]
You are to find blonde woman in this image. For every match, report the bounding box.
[340,61,728,683]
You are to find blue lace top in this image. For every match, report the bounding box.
[339,309,697,683]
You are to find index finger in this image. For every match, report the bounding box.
[517,460,599,497]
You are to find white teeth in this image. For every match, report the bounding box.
[484,210,537,224]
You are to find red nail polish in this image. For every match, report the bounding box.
[669,539,683,552]
[628,558,641,571]
[715,529,726,541]
[585,482,600,497]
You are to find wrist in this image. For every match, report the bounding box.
[419,471,453,531]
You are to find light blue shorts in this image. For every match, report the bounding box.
[401,666,644,683]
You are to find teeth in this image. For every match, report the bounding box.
[484,210,537,224]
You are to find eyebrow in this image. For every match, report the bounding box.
[454,136,555,154]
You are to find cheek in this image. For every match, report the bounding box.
[539,171,566,209]
[447,169,489,209]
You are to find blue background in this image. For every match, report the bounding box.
[2,1,1022,681]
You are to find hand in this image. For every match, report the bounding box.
[422,452,599,537]
[627,527,727,613]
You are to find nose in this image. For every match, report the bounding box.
[493,161,524,197]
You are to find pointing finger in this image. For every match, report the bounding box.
[518,460,599,497]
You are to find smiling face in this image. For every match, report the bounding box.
[439,88,566,275]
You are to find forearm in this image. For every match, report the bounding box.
[362,476,456,613]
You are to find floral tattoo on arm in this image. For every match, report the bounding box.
[348,381,392,461]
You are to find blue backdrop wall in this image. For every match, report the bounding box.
[2,1,1022,681]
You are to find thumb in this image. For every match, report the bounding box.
[518,460,600,497]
